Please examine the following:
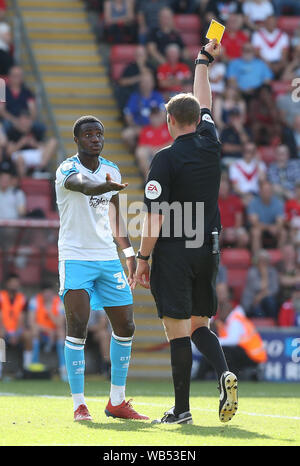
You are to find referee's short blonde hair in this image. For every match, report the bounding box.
[165,93,200,127]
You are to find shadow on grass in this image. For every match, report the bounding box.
[80,419,282,442]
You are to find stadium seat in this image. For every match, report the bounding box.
[174,15,201,46]
[46,211,59,221]
[277,16,300,35]
[110,45,137,65]
[20,178,53,217]
[227,268,248,301]
[250,317,276,328]
[267,249,283,265]
[8,246,42,285]
[111,62,127,81]
[221,248,251,269]
[258,146,276,165]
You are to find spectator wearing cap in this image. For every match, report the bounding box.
[0,166,26,220]
[252,15,289,79]
[0,21,14,76]
[267,145,300,201]
[156,43,192,99]
[135,107,172,178]
[122,70,165,151]
[241,249,279,319]
[0,66,46,140]
[227,43,273,100]
[219,107,251,164]
[247,180,286,254]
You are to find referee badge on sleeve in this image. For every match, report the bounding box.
[202,113,215,124]
[145,180,162,200]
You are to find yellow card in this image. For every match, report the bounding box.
[205,19,225,44]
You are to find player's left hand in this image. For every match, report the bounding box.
[126,256,137,289]
[133,260,150,289]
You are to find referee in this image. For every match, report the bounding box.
[134,39,238,424]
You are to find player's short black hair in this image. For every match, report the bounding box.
[73,115,104,137]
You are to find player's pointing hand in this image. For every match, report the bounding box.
[105,173,128,192]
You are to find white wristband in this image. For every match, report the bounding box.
[123,246,135,258]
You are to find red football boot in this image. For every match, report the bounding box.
[105,399,149,420]
[74,404,93,421]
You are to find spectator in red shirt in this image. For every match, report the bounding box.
[285,182,300,223]
[135,107,172,179]
[157,43,192,99]
[218,175,249,247]
[222,14,249,61]
[278,286,300,327]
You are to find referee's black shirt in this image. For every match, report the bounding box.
[143,107,221,245]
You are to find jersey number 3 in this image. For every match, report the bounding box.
[114,271,128,289]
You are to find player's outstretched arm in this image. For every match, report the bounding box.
[65,172,128,195]
[193,39,221,111]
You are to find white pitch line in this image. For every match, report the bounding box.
[1,392,300,421]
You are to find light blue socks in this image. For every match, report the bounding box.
[64,337,86,410]
[110,332,133,405]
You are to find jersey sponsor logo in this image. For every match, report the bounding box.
[89,196,109,208]
[202,113,215,124]
[145,180,162,200]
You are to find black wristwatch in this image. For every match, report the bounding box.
[194,58,210,66]
[136,250,150,261]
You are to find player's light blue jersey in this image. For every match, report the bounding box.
[55,154,121,261]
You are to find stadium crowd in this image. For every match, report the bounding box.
[1,0,300,378]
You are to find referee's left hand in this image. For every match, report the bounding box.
[133,260,150,289]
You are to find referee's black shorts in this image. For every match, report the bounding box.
[150,241,219,320]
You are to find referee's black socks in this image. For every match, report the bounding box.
[191,326,228,379]
[170,336,192,416]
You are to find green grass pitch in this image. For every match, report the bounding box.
[0,377,299,446]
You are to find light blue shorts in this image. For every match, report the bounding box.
[58,259,133,311]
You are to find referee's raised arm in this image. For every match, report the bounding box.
[193,39,221,110]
